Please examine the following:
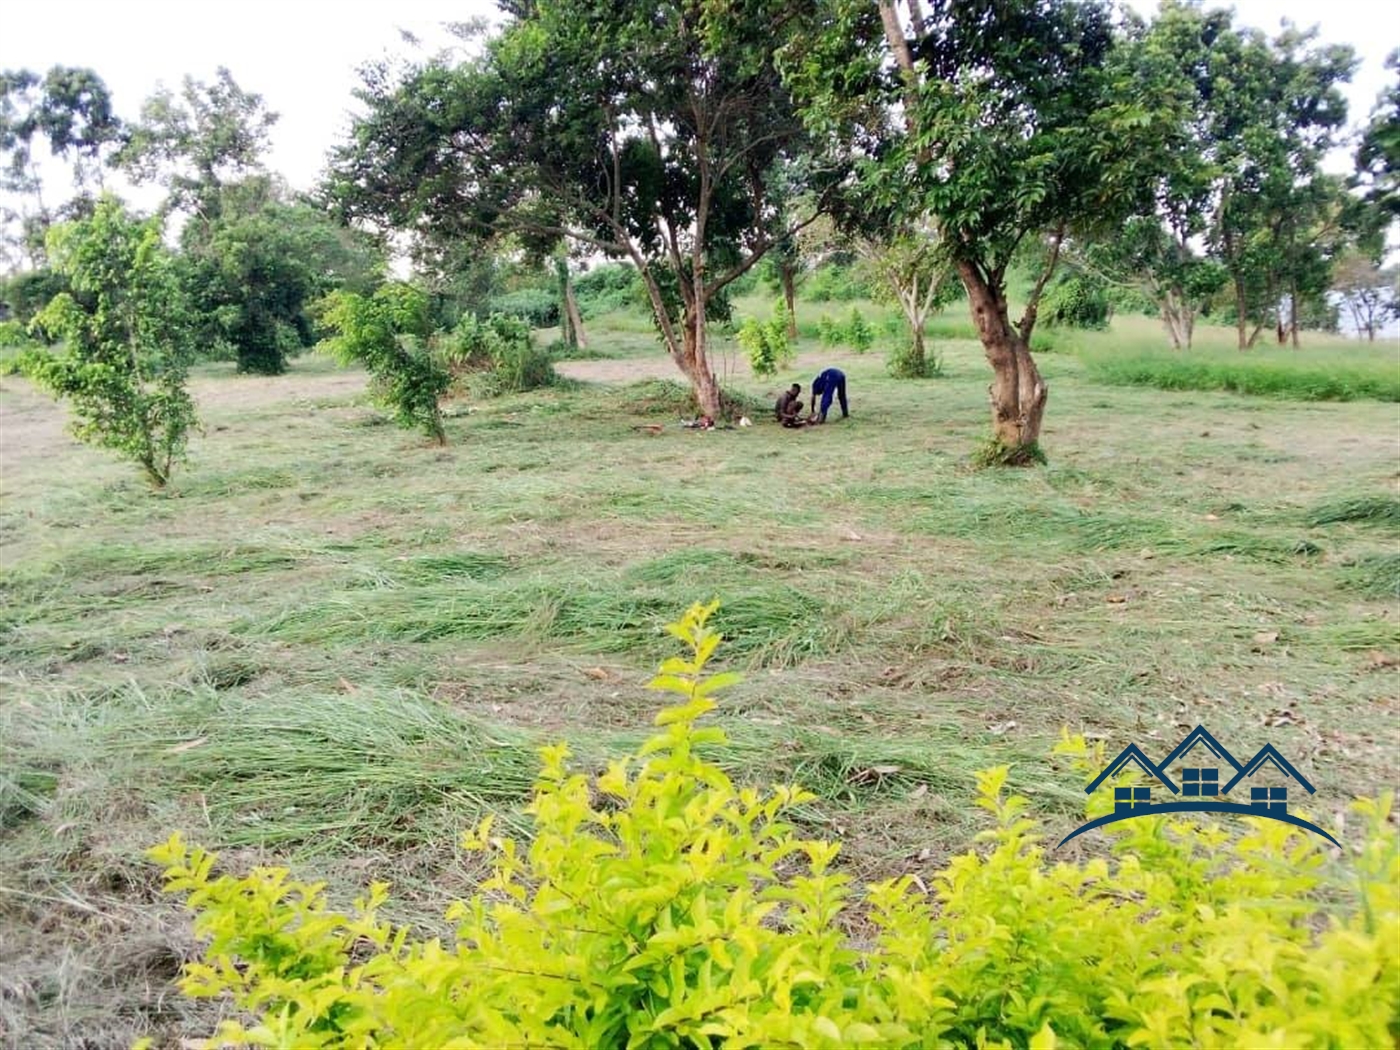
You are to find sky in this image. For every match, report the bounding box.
[2,0,1394,200]
[0,0,494,200]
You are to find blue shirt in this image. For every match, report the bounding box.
[811,368,845,417]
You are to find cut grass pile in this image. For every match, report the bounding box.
[1303,494,1400,527]
[1338,553,1400,601]
[255,574,846,668]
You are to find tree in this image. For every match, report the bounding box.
[853,217,952,377]
[554,251,587,352]
[316,284,451,445]
[115,67,278,227]
[329,0,838,419]
[1073,1,1231,351]
[0,66,122,267]
[1356,50,1400,219]
[783,0,1176,462]
[180,177,385,374]
[23,197,196,487]
[1332,250,1397,341]
[1208,24,1355,349]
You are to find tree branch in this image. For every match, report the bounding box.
[1017,223,1066,343]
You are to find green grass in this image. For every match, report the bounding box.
[1304,494,1400,528]
[2,305,1398,1046]
[1338,553,1400,600]
[1075,320,1400,402]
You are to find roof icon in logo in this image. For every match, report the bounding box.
[1057,725,1337,849]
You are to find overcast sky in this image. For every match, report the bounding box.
[2,0,1394,202]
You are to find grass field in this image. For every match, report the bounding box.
[2,305,1398,1046]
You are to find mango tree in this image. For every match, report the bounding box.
[782,0,1182,462]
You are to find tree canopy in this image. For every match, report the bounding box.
[329,0,842,417]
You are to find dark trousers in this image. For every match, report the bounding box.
[821,378,848,419]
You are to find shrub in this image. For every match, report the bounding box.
[0,318,34,349]
[845,306,874,353]
[1040,272,1111,330]
[736,300,795,377]
[887,338,943,379]
[574,263,647,316]
[147,602,1397,1049]
[805,262,871,302]
[816,313,841,346]
[446,312,558,395]
[22,198,197,488]
[489,287,559,328]
[0,266,69,327]
[317,284,451,444]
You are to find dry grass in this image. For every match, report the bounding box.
[2,315,1397,1047]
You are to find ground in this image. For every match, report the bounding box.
[1,314,1397,1046]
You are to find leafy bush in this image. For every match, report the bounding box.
[490,287,560,328]
[317,284,451,444]
[1040,272,1111,330]
[446,312,558,395]
[887,338,942,379]
[805,262,871,302]
[575,263,647,316]
[0,266,69,327]
[736,300,795,377]
[815,307,877,352]
[846,306,874,353]
[22,198,197,488]
[0,318,35,349]
[147,602,1397,1049]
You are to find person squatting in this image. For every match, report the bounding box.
[774,368,848,428]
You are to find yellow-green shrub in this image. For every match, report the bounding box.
[146,603,1399,1049]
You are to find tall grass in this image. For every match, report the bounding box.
[1080,345,1400,402]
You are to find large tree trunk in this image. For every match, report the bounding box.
[958,260,1046,463]
[680,310,723,420]
[633,258,722,419]
[781,263,798,340]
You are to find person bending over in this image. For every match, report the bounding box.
[808,368,848,423]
